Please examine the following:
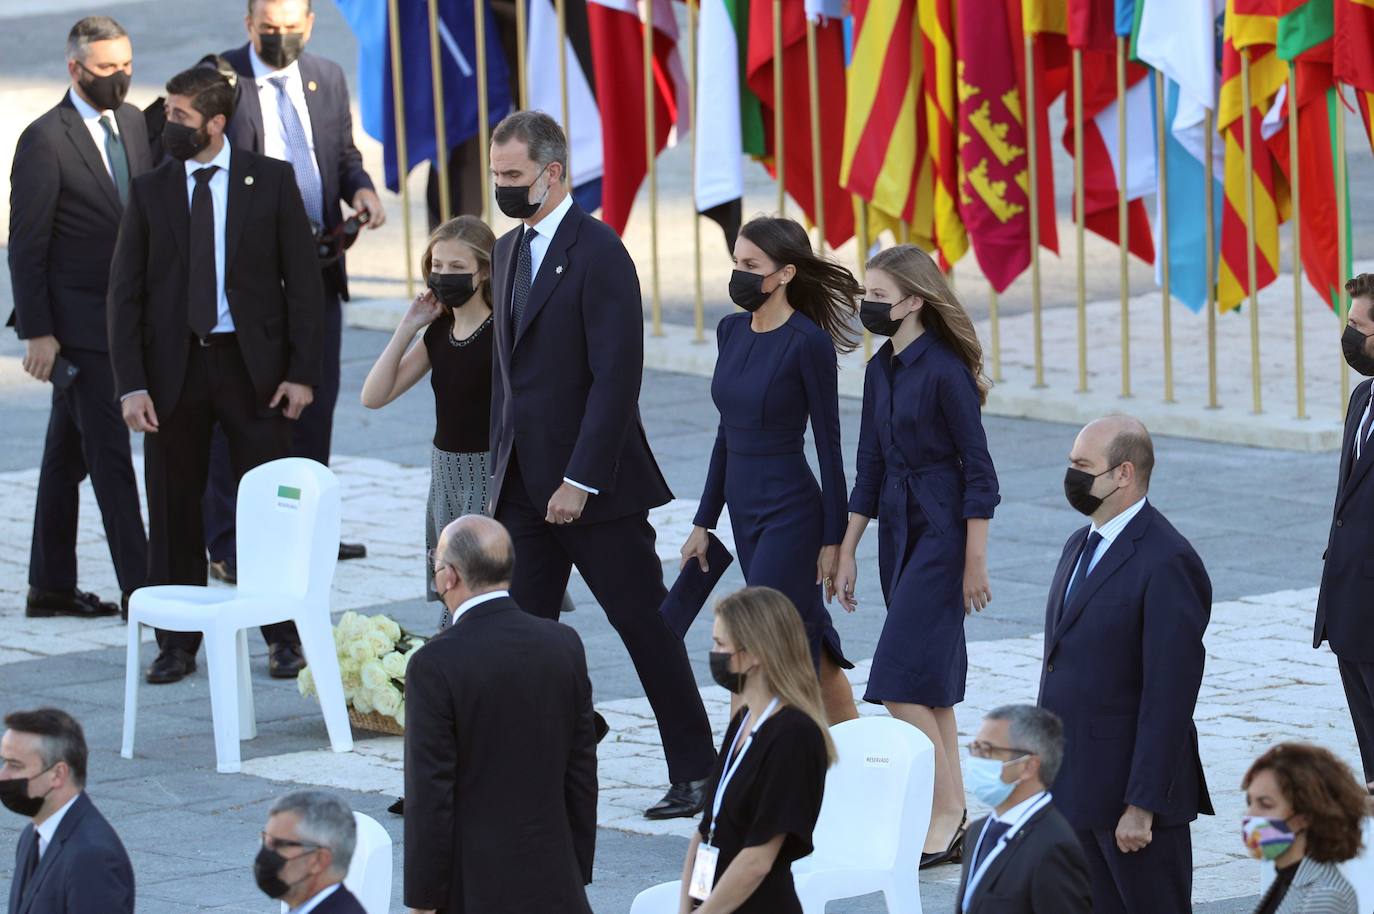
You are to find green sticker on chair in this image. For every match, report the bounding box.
[278,485,301,500]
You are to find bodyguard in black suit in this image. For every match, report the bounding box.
[1038,415,1212,914]
[486,111,715,819]
[6,17,149,621]
[107,66,323,684]
[405,516,596,914]
[1318,275,1374,787]
[1,708,134,914]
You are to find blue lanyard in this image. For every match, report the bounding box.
[706,698,780,848]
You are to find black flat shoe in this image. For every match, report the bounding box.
[338,542,367,561]
[26,587,120,619]
[644,778,709,820]
[388,798,404,816]
[209,558,237,585]
[146,647,197,684]
[268,642,306,679]
[594,711,610,743]
[919,812,968,869]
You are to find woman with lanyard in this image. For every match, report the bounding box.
[676,587,835,913]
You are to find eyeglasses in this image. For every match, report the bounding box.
[260,832,323,855]
[967,740,1034,761]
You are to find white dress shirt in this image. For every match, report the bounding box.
[989,789,1049,838]
[68,88,117,179]
[184,142,234,333]
[449,589,510,626]
[1066,495,1148,596]
[287,882,339,914]
[1356,389,1374,461]
[35,793,80,858]
[249,46,322,188]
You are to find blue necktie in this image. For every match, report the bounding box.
[1064,530,1103,610]
[511,227,534,335]
[268,75,323,225]
[973,818,1011,871]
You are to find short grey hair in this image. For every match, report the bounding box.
[441,515,514,590]
[491,110,569,179]
[66,16,128,62]
[268,790,356,874]
[986,705,1065,787]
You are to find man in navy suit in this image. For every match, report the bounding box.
[1317,274,1374,790]
[487,111,714,819]
[256,790,367,913]
[201,0,386,594]
[1037,415,1212,914]
[1,708,133,914]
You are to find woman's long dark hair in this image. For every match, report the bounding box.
[738,216,861,353]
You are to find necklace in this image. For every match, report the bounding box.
[448,314,492,348]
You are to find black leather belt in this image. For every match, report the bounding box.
[195,332,237,347]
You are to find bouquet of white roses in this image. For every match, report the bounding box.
[298,611,425,729]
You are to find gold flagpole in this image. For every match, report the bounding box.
[427,0,451,223]
[388,0,415,298]
[475,0,491,223]
[1288,68,1304,419]
[990,287,1002,382]
[773,0,785,214]
[1026,31,1043,388]
[806,18,825,248]
[558,0,571,181]
[1336,84,1350,412]
[1073,48,1087,392]
[858,198,871,359]
[899,220,910,244]
[1241,49,1262,413]
[689,0,704,342]
[1204,108,1218,408]
[1116,35,1130,398]
[516,0,528,109]
[644,0,661,336]
[1155,70,1173,402]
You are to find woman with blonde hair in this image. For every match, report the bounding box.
[833,243,1000,868]
[677,587,835,913]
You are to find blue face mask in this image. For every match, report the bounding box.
[966,755,1022,808]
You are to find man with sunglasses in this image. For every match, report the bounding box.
[255,790,365,912]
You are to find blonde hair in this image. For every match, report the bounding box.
[715,587,837,765]
[421,215,496,309]
[867,244,991,404]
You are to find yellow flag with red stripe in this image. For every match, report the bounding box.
[919,0,966,268]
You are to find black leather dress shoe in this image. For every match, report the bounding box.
[644,778,709,820]
[338,542,367,561]
[146,647,197,684]
[208,558,237,585]
[387,797,405,816]
[120,592,131,622]
[268,642,306,679]
[26,587,119,619]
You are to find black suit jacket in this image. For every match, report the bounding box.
[7,93,152,351]
[1037,502,1214,830]
[311,884,366,914]
[1316,379,1374,661]
[953,802,1091,914]
[220,44,375,300]
[403,595,596,914]
[489,201,673,523]
[6,793,134,914]
[106,146,324,416]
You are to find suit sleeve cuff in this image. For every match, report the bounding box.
[563,477,599,495]
[119,389,148,402]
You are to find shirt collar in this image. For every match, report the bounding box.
[1090,495,1148,544]
[892,331,936,367]
[992,789,1047,825]
[250,44,302,83]
[288,882,340,914]
[527,191,574,242]
[185,141,233,180]
[36,793,80,847]
[68,87,110,121]
[451,589,509,624]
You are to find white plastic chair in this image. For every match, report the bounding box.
[1258,817,1374,911]
[121,458,353,773]
[280,811,392,914]
[629,716,935,914]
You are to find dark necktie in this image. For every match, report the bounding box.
[511,226,534,335]
[1063,530,1104,611]
[99,114,129,205]
[1357,393,1374,462]
[973,818,1011,871]
[18,831,40,899]
[189,165,220,338]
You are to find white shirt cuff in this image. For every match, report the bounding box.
[563,477,599,495]
[119,389,148,402]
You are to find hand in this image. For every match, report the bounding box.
[22,335,60,382]
[402,288,444,330]
[1115,805,1153,853]
[681,525,710,572]
[270,381,315,420]
[353,188,386,228]
[121,393,159,433]
[963,554,992,614]
[817,544,838,598]
[833,551,858,612]
[546,482,589,525]
[409,909,437,914]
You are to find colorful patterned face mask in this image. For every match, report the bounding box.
[1242,815,1296,861]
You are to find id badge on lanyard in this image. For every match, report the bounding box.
[688,844,719,902]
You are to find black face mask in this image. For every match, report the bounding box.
[257,32,306,69]
[728,269,780,313]
[162,121,210,161]
[253,846,313,899]
[0,766,54,819]
[1342,325,1374,376]
[860,299,906,337]
[1063,464,1122,516]
[709,651,746,694]
[78,65,130,111]
[428,272,476,308]
[495,165,549,220]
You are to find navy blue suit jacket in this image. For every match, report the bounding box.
[6,793,134,914]
[311,884,366,914]
[1316,379,1374,661]
[1037,502,1214,830]
[220,44,375,300]
[488,201,672,524]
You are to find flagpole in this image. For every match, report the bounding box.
[689,0,704,343]
[1073,48,1087,393]
[773,0,785,215]
[558,0,571,182]
[516,0,528,110]
[1336,84,1351,413]
[1154,69,1173,403]
[899,220,910,244]
[475,0,491,223]
[1241,48,1262,414]
[1204,108,1218,409]
[1116,35,1130,398]
[858,197,871,359]
[990,287,1002,382]
[806,18,825,249]
[644,0,661,337]
[1288,68,1304,420]
[1026,31,1044,388]
[387,0,415,298]
[427,0,451,223]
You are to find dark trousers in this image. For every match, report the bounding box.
[495,455,715,783]
[29,347,147,595]
[1076,824,1192,914]
[145,337,297,653]
[1339,656,1374,783]
[203,292,341,559]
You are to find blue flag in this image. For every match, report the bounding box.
[1155,78,1222,313]
[333,0,386,143]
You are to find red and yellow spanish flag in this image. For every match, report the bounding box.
[1334,0,1374,153]
[919,0,966,269]
[1217,0,1291,311]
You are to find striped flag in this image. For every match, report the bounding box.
[695,0,764,251]
[1334,0,1374,154]
[920,0,966,268]
[527,0,604,211]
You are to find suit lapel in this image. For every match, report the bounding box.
[113,104,151,178]
[298,56,331,186]
[1338,381,1374,510]
[971,806,1049,906]
[1053,506,1151,643]
[515,204,582,347]
[224,147,254,274]
[59,101,121,216]
[164,159,190,266]
[492,227,518,359]
[18,795,89,914]
[1045,530,1085,652]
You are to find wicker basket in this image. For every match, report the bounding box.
[348,707,404,736]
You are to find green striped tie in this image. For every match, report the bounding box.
[99,114,129,205]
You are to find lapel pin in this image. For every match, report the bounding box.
[307,80,318,92]
[555,265,563,275]
[244,175,254,186]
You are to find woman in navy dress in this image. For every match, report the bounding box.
[681,216,861,724]
[833,244,999,868]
